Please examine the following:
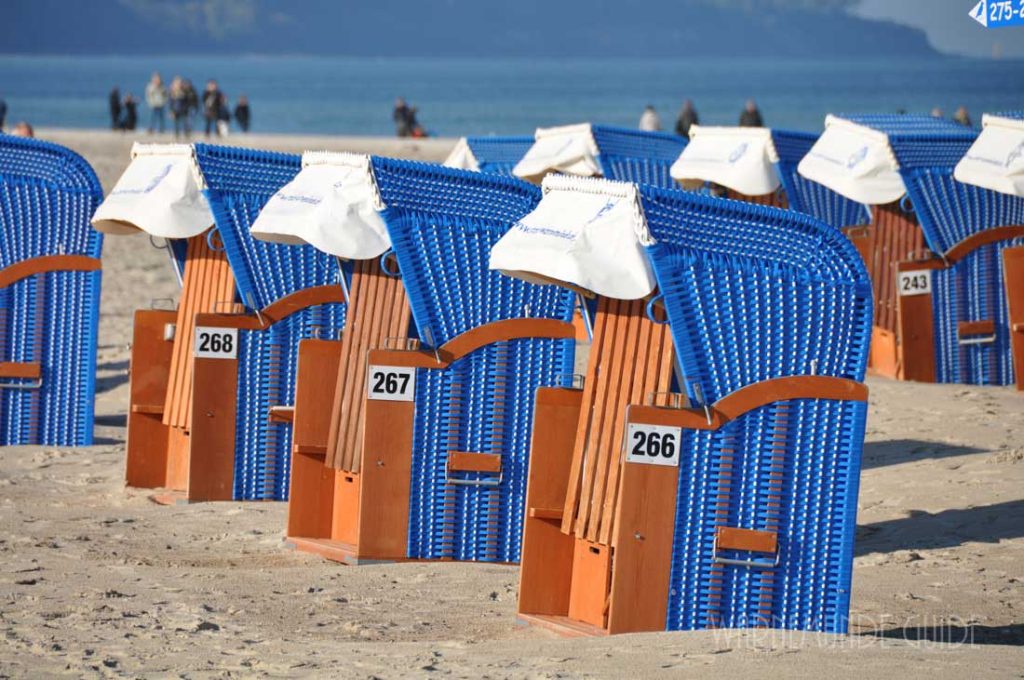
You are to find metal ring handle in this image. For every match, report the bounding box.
[645,294,668,325]
[379,249,401,277]
[899,194,915,214]
[206,228,226,253]
[445,470,503,488]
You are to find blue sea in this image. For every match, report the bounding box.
[0,55,1021,136]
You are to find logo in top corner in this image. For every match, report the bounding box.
[1008,141,1024,168]
[846,146,869,169]
[970,0,988,26]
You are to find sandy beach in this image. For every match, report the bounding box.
[0,128,1022,678]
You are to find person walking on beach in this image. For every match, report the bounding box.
[216,93,231,137]
[120,93,139,131]
[109,87,121,130]
[184,79,199,131]
[145,72,168,134]
[0,95,7,132]
[739,99,764,127]
[954,106,973,127]
[234,95,251,133]
[675,100,698,137]
[169,77,192,138]
[393,98,413,137]
[203,80,222,137]
[639,105,662,132]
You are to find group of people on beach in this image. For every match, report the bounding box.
[108,73,251,138]
[639,99,764,134]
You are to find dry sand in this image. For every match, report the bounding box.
[0,128,1022,678]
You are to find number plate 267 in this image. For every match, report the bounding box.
[367,365,416,402]
[625,423,682,467]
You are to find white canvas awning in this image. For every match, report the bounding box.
[91,143,213,238]
[512,123,602,184]
[797,115,906,205]
[489,174,655,300]
[670,125,780,196]
[443,137,480,171]
[249,151,390,260]
[954,114,1024,197]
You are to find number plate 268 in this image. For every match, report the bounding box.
[367,365,416,402]
[625,423,682,467]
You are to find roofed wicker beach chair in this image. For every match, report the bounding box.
[952,112,1024,390]
[92,143,347,502]
[800,114,1019,385]
[251,153,575,564]
[0,135,103,446]
[512,123,686,188]
[444,136,535,175]
[495,175,871,635]
[669,124,870,228]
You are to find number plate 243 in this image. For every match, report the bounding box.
[367,365,416,402]
[625,423,682,467]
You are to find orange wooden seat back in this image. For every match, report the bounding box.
[326,259,412,472]
[162,232,237,430]
[561,297,677,546]
[863,203,926,333]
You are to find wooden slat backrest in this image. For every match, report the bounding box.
[871,203,925,333]
[561,297,676,544]
[163,232,237,430]
[326,259,412,472]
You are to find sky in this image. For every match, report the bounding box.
[854,0,1024,57]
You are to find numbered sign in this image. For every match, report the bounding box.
[625,423,682,467]
[193,327,238,359]
[367,365,416,402]
[897,270,932,297]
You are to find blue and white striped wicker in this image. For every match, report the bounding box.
[0,135,103,446]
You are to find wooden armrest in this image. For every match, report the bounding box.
[958,320,995,337]
[131,404,165,415]
[0,362,41,379]
[529,507,563,521]
[269,406,295,423]
[0,255,101,288]
[448,451,502,473]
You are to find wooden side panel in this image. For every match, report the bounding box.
[332,471,361,546]
[896,260,938,383]
[868,326,899,379]
[186,355,239,501]
[163,232,237,430]
[125,309,177,489]
[567,539,613,628]
[353,354,416,559]
[293,339,344,456]
[518,388,585,618]
[164,426,190,491]
[327,262,412,472]
[1005,246,1024,391]
[287,450,336,539]
[605,458,680,634]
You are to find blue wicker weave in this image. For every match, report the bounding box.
[0,135,103,446]
[771,129,870,228]
[591,125,687,188]
[844,115,1024,386]
[370,158,576,562]
[639,187,871,633]
[193,144,348,500]
[464,136,534,176]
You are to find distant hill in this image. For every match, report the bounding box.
[3,0,940,58]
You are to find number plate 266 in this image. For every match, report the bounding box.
[367,365,416,402]
[625,423,682,467]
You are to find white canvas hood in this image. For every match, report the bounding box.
[249,151,390,260]
[442,137,480,172]
[91,143,213,238]
[512,123,602,184]
[797,115,906,205]
[670,125,780,196]
[954,114,1024,197]
[489,174,655,300]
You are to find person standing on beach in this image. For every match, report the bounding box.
[145,73,168,134]
[109,87,121,130]
[639,105,662,132]
[234,95,251,133]
[169,77,191,138]
[393,98,412,137]
[184,80,199,132]
[954,106,973,127]
[202,80,222,137]
[739,99,764,127]
[0,95,7,132]
[675,100,698,137]
[216,93,231,137]
[121,93,138,131]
